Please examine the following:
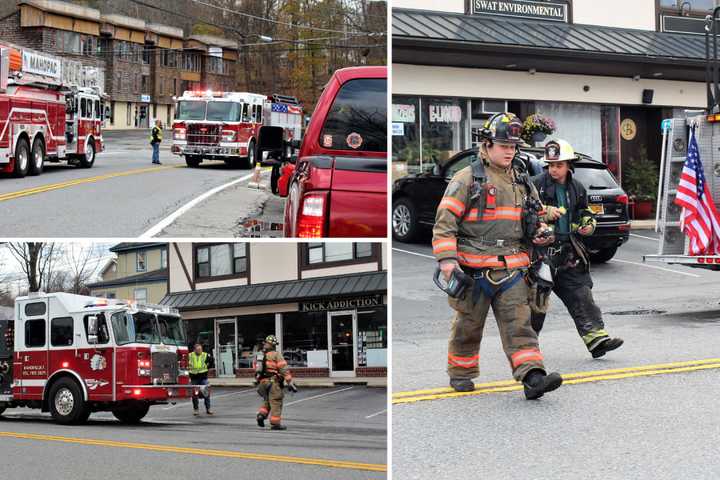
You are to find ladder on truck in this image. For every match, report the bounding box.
[645,8,720,269]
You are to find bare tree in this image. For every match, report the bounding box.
[64,244,104,294]
[7,243,57,293]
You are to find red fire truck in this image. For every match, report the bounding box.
[0,43,105,178]
[171,90,302,168]
[0,293,195,425]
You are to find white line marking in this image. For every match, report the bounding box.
[141,171,257,237]
[365,409,386,419]
[630,233,660,241]
[392,247,435,260]
[285,387,354,406]
[610,258,701,278]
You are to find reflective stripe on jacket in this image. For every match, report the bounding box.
[255,350,293,382]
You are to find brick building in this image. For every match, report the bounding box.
[184,35,238,93]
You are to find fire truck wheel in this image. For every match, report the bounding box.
[12,137,30,178]
[244,140,256,169]
[29,138,45,176]
[48,378,88,424]
[589,246,618,263]
[79,140,95,168]
[0,406,6,416]
[112,403,150,424]
[186,155,201,168]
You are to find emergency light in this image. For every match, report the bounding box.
[707,113,720,123]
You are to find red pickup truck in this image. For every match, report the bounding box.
[282,66,387,238]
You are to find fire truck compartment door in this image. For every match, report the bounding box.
[16,297,49,398]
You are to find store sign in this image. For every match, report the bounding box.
[392,122,405,136]
[470,0,568,22]
[620,118,637,141]
[300,295,383,312]
[392,104,416,123]
[429,104,462,123]
[22,51,61,79]
[140,94,151,103]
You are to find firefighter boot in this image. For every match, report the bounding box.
[271,424,287,431]
[450,378,475,392]
[193,409,199,416]
[256,414,266,427]
[591,337,624,358]
[523,369,563,400]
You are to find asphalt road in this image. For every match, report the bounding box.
[0,386,387,479]
[392,231,720,479]
[0,130,283,238]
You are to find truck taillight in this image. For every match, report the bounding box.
[178,352,189,377]
[174,128,186,140]
[708,114,720,123]
[297,193,327,238]
[615,194,628,205]
[138,352,151,377]
[221,130,236,142]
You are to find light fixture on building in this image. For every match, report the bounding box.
[653,72,664,77]
[529,68,537,75]
[583,85,590,92]
[505,63,517,68]
[632,75,641,82]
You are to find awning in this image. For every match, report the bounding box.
[393,8,708,81]
[160,271,387,311]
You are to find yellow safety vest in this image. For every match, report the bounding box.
[189,352,208,375]
[150,126,163,142]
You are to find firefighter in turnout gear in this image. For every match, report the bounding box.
[189,343,214,415]
[254,335,297,430]
[531,139,624,358]
[433,112,564,400]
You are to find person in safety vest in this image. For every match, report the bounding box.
[254,335,297,430]
[150,119,163,165]
[188,343,214,415]
[433,112,564,400]
[530,139,624,357]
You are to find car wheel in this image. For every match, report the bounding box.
[79,139,95,168]
[392,198,419,242]
[48,378,88,425]
[590,246,618,263]
[29,137,45,176]
[12,137,30,178]
[0,406,6,416]
[112,403,150,424]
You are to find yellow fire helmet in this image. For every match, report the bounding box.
[544,139,577,163]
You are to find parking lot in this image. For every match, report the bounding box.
[0,386,387,479]
[392,232,720,479]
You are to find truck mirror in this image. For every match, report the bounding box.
[87,316,98,344]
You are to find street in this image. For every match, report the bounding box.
[392,231,720,480]
[0,130,285,238]
[0,386,387,479]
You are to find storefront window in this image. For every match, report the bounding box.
[237,314,275,369]
[392,96,421,177]
[282,311,328,368]
[185,318,213,351]
[601,106,621,178]
[470,99,507,149]
[421,97,468,170]
[357,307,387,367]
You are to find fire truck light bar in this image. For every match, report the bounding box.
[707,114,720,123]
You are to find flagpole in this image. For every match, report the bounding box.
[655,121,670,233]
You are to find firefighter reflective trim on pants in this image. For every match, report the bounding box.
[447,353,480,368]
[464,206,522,222]
[439,197,466,217]
[258,406,269,416]
[457,252,530,269]
[583,329,610,347]
[432,238,458,255]
[511,349,544,368]
[270,415,282,424]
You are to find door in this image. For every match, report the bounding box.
[328,311,357,377]
[17,298,49,400]
[214,319,237,377]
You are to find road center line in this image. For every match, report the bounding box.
[140,169,265,238]
[610,258,701,277]
[0,165,182,203]
[0,432,386,473]
[285,386,354,406]
[392,247,435,260]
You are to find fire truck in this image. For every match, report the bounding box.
[0,42,105,178]
[171,90,302,169]
[0,293,196,425]
[645,8,720,270]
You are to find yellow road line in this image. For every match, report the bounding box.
[393,358,720,405]
[0,165,183,202]
[0,431,387,473]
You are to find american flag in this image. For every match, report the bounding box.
[271,103,302,114]
[675,126,720,255]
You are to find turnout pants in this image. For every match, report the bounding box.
[531,261,609,352]
[447,269,546,382]
[191,377,211,411]
[257,379,284,425]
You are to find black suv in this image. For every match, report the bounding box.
[392,148,630,262]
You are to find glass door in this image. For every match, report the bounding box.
[214,318,237,377]
[328,310,357,377]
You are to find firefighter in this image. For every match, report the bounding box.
[189,343,214,416]
[254,335,297,430]
[531,139,624,358]
[150,119,163,165]
[433,112,563,400]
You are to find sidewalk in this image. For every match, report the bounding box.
[209,377,387,388]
